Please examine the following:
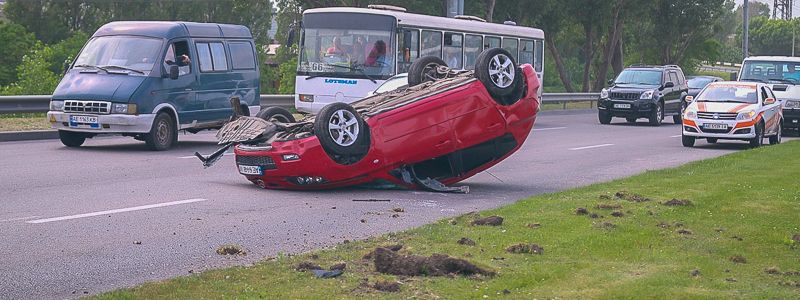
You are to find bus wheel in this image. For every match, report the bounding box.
[408,56,448,86]
[314,102,369,157]
[475,48,518,99]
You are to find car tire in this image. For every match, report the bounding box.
[314,102,369,156]
[408,56,448,86]
[707,138,717,144]
[769,122,782,145]
[682,133,695,147]
[599,111,612,124]
[475,48,518,99]
[648,102,663,126]
[626,117,637,123]
[58,130,86,147]
[144,112,177,151]
[256,106,296,123]
[672,114,682,124]
[749,122,764,148]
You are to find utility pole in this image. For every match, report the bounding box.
[743,0,749,59]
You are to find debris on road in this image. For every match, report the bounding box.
[216,244,246,256]
[352,199,391,202]
[471,216,503,226]
[132,240,141,245]
[372,247,494,276]
[457,237,476,246]
[663,198,692,206]
[391,207,404,213]
[506,243,544,254]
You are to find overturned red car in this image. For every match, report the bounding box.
[200,48,540,192]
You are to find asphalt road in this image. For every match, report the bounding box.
[0,110,790,299]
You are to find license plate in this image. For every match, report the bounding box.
[793,119,798,123]
[69,115,99,129]
[613,103,631,109]
[238,165,262,175]
[703,123,728,130]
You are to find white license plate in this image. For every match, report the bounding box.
[613,103,631,109]
[793,119,798,123]
[238,165,262,175]
[703,123,728,130]
[69,115,99,128]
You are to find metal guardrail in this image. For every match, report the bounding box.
[0,93,599,114]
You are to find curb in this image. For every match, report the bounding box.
[0,130,59,142]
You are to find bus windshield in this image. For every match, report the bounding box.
[298,12,395,80]
[740,60,800,85]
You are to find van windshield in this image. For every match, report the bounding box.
[74,36,163,75]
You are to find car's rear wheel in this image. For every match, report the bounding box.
[769,122,782,145]
[707,138,718,144]
[749,122,764,148]
[599,111,612,124]
[145,112,177,151]
[626,117,636,123]
[58,130,86,147]
[682,134,695,147]
[408,56,448,86]
[256,106,295,123]
[314,102,369,157]
[648,102,663,126]
[475,48,518,99]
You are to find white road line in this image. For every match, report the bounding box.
[27,198,208,224]
[0,216,40,223]
[670,135,682,138]
[533,126,567,131]
[569,143,614,151]
[179,152,232,159]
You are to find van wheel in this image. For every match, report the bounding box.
[475,48,518,99]
[314,102,369,157]
[682,134,695,147]
[145,112,177,151]
[59,130,86,147]
[256,107,296,123]
[408,56,448,86]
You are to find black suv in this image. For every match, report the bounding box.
[597,65,689,126]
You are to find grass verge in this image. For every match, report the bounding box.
[98,141,800,299]
[0,113,51,132]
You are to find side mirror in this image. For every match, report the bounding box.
[169,65,179,80]
[607,79,614,86]
[764,97,776,105]
[663,82,675,89]
[684,95,694,103]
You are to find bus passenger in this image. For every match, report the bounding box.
[326,36,346,55]
[366,40,387,66]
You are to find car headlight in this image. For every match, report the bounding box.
[684,110,697,120]
[640,90,655,100]
[786,100,800,109]
[50,100,64,111]
[736,110,756,121]
[600,88,609,99]
[111,103,137,115]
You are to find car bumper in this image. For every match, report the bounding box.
[47,111,155,133]
[598,99,656,117]
[783,108,800,129]
[682,118,756,139]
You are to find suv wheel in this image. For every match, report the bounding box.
[599,110,612,124]
[648,102,663,126]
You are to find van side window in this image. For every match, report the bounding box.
[164,41,191,76]
[196,42,228,72]
[229,42,256,70]
[534,40,544,72]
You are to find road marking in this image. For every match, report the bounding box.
[533,126,567,131]
[670,135,682,138]
[0,216,40,223]
[179,152,232,159]
[569,143,614,151]
[27,198,208,224]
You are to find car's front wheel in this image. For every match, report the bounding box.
[58,130,86,147]
[682,134,695,147]
[599,110,612,124]
[144,112,177,151]
[769,122,782,145]
[648,102,663,126]
[314,102,369,157]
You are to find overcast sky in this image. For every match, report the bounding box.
[734,0,800,17]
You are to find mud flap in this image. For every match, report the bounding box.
[397,166,469,194]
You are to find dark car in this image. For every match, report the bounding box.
[684,75,723,111]
[597,65,689,125]
[198,48,540,192]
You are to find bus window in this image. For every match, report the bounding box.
[443,32,463,69]
[502,37,518,61]
[464,34,482,70]
[397,28,419,73]
[421,30,442,59]
[520,39,534,65]
[534,40,544,72]
[485,36,500,50]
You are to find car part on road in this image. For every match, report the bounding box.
[144,112,177,151]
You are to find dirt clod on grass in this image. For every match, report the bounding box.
[779,281,800,287]
[373,281,401,292]
[506,243,544,254]
[611,211,625,217]
[663,198,692,206]
[725,277,737,282]
[765,267,781,275]
[363,244,402,260]
[575,207,589,215]
[657,222,671,228]
[471,216,503,226]
[295,261,322,271]
[599,194,612,200]
[216,244,246,256]
[330,263,346,271]
[677,229,693,235]
[373,247,494,277]
[792,234,800,243]
[595,222,616,230]
[690,269,701,277]
[596,203,622,210]
[527,223,541,229]
[731,235,743,241]
[615,191,651,202]
[729,255,747,264]
[589,213,600,218]
[457,237,476,246]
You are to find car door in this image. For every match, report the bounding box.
[762,87,781,134]
[158,40,198,126]
[664,71,681,113]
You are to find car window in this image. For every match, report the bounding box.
[615,69,662,85]
[687,77,714,89]
[398,28,420,73]
[501,37,518,61]
[196,42,228,72]
[761,87,770,102]
[485,36,501,50]
[163,40,191,76]
[443,32,463,69]
[668,72,678,84]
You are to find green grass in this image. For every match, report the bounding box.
[0,113,51,132]
[97,141,800,299]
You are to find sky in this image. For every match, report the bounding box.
[735,0,800,18]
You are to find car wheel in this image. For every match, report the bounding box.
[58,130,86,147]
[408,56,448,86]
[475,48,518,99]
[769,122,782,145]
[648,102,663,126]
[707,138,717,144]
[145,112,177,151]
[314,102,369,156]
[626,117,637,123]
[599,111,612,124]
[672,114,682,124]
[682,133,695,147]
[256,106,296,123]
[749,122,764,148]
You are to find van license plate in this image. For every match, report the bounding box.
[614,103,631,109]
[703,123,727,130]
[69,115,99,129]
[238,165,262,175]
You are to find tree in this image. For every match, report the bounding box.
[1,43,61,95]
[0,22,37,86]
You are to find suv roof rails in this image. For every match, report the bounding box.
[664,64,681,69]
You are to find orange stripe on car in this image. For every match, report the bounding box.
[727,104,750,113]
[683,119,697,127]
[734,113,762,129]
[698,103,706,111]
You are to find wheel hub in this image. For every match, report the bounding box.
[328,109,359,147]
[488,54,514,88]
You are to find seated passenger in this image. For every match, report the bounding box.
[366,40,387,66]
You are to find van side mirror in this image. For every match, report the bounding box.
[169,65,179,80]
[764,97,776,105]
[663,82,675,89]
[684,95,694,103]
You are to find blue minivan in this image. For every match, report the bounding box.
[47,21,260,150]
